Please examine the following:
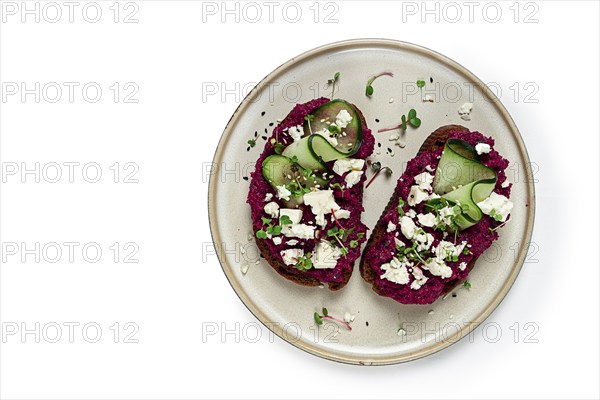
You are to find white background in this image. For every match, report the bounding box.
[1,1,599,399]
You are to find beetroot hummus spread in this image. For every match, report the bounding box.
[247,97,375,285]
[363,130,512,304]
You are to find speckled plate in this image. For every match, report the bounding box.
[208,39,535,365]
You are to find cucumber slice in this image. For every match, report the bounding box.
[262,155,329,206]
[303,99,363,156]
[431,139,496,230]
[282,100,364,173]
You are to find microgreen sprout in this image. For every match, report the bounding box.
[273,142,285,154]
[377,109,422,133]
[365,71,394,97]
[256,217,283,239]
[330,182,345,195]
[279,215,293,225]
[366,161,393,188]
[247,139,256,147]
[327,72,340,99]
[314,307,352,330]
[397,198,405,217]
[304,114,315,135]
[463,280,472,289]
[489,209,504,222]
[293,252,313,271]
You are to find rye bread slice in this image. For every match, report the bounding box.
[359,124,477,298]
[253,103,369,291]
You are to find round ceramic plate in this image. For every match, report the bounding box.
[208,39,535,365]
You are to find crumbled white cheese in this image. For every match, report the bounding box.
[276,185,291,201]
[399,215,417,240]
[438,206,456,226]
[335,109,353,129]
[287,239,299,246]
[458,262,467,271]
[303,190,340,227]
[279,208,303,224]
[312,240,342,269]
[477,192,513,222]
[282,224,315,239]
[280,248,304,266]
[435,240,467,263]
[380,257,411,285]
[458,102,474,121]
[332,159,365,175]
[410,266,429,290]
[387,221,397,233]
[414,172,434,191]
[344,170,364,188]
[475,142,491,155]
[288,125,304,142]
[415,232,434,252]
[425,165,434,173]
[501,180,510,188]
[407,209,417,218]
[389,133,400,141]
[422,258,453,279]
[394,237,405,248]
[264,201,280,218]
[333,209,351,219]
[272,237,282,245]
[264,193,273,202]
[407,185,429,206]
[417,213,437,227]
[315,128,338,147]
[423,94,433,103]
[343,312,356,323]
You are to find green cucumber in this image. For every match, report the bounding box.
[262,155,329,206]
[431,139,496,230]
[304,99,363,156]
[282,100,363,172]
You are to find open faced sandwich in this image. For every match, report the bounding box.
[248,98,375,290]
[360,125,513,304]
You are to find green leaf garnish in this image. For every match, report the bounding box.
[273,142,285,154]
[463,280,472,289]
[314,312,323,325]
[322,307,328,316]
[365,71,394,98]
[279,215,293,225]
[247,139,256,147]
[416,80,426,88]
[256,230,267,239]
[408,109,417,119]
[327,72,340,99]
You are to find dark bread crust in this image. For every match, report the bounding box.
[254,103,369,291]
[359,125,478,298]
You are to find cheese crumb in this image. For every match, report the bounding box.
[458,102,474,121]
[475,143,491,155]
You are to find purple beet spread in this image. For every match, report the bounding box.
[247,97,375,285]
[363,130,512,304]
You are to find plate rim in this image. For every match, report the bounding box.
[208,38,536,365]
